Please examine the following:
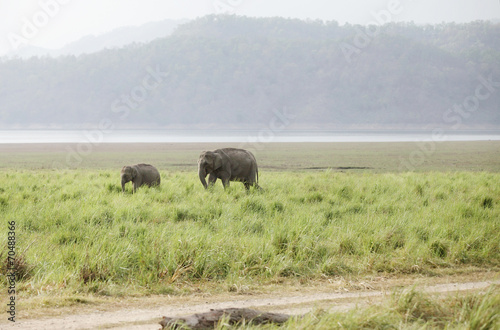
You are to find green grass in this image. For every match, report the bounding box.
[278,286,500,329]
[0,169,498,297]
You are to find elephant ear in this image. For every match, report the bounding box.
[214,153,223,170]
[198,152,207,165]
[131,166,139,179]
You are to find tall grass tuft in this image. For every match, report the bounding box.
[0,170,498,296]
[282,287,500,329]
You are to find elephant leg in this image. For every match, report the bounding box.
[133,178,143,193]
[208,173,217,187]
[219,174,230,189]
[244,181,251,190]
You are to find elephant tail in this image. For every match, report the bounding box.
[255,165,264,191]
[256,164,259,185]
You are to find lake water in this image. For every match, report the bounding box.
[0,129,499,144]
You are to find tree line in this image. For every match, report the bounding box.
[0,15,499,129]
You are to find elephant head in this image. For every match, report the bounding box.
[121,166,138,192]
[198,151,223,189]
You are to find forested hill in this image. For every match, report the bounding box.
[1,16,499,129]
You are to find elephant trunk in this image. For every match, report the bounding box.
[198,165,208,189]
[121,177,127,192]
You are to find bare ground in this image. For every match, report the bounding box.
[3,273,499,329]
[1,141,499,172]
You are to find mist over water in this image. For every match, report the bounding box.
[1,130,499,144]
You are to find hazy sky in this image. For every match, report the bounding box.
[1,0,499,55]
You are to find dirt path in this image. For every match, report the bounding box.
[4,279,498,330]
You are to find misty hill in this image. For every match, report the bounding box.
[4,19,186,58]
[0,16,499,129]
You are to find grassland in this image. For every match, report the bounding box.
[0,142,499,328]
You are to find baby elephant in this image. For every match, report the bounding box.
[121,164,160,193]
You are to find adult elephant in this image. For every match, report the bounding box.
[121,164,160,193]
[198,148,260,190]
